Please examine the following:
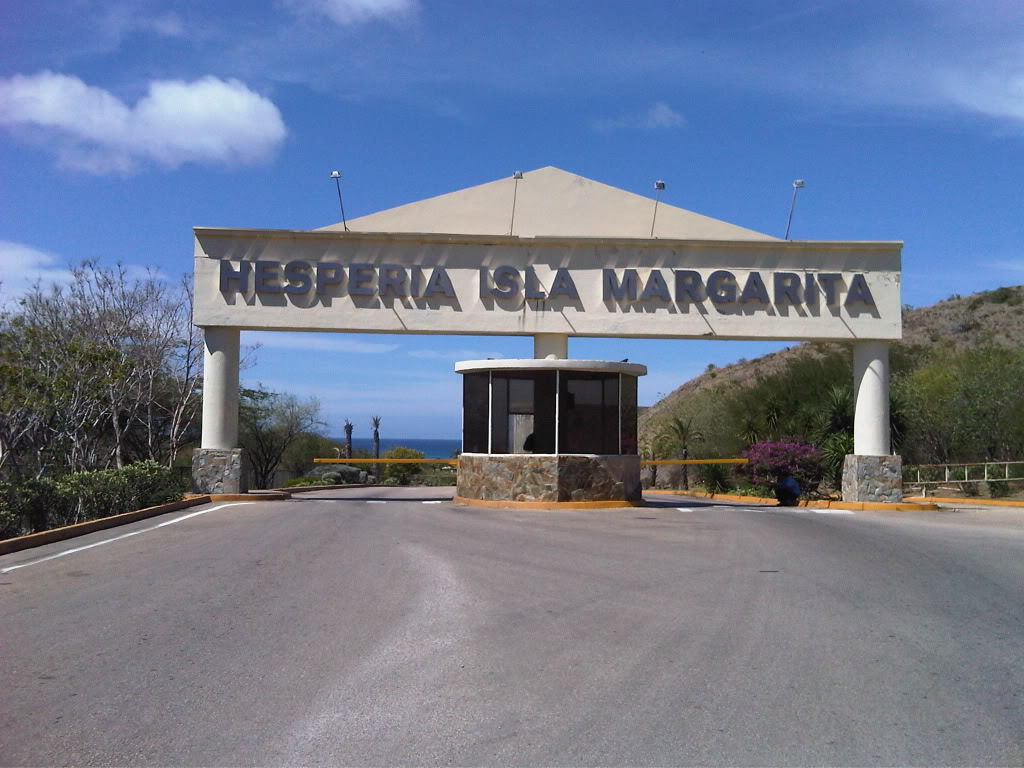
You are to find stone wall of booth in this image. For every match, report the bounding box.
[457,454,641,503]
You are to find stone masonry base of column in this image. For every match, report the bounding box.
[842,454,902,503]
[458,454,641,503]
[192,448,249,494]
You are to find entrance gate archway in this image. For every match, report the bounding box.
[191,167,903,503]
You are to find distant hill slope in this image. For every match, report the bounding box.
[639,285,1024,437]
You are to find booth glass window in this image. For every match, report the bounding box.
[559,373,620,454]
[489,372,556,454]
[620,374,638,455]
[462,373,489,453]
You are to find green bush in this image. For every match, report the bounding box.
[382,446,425,485]
[310,464,363,484]
[987,480,1011,498]
[698,463,734,494]
[0,462,185,540]
[0,478,70,537]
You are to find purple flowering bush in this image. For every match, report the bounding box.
[741,440,823,495]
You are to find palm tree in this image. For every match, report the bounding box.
[666,416,704,491]
[371,415,382,480]
[343,419,353,458]
[642,432,674,489]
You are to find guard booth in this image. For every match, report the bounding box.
[455,358,646,505]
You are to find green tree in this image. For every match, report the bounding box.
[280,432,343,477]
[239,387,324,488]
[896,345,1024,464]
[382,446,425,485]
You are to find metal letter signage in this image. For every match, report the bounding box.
[194,228,901,341]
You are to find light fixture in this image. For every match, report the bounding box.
[330,170,349,231]
[509,171,524,235]
[650,180,666,237]
[785,178,806,240]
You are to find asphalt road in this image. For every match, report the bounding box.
[1,488,1022,766]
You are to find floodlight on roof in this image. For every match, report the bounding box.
[785,178,806,239]
[509,171,524,235]
[650,180,666,237]
[329,169,349,231]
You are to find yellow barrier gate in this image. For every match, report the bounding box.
[314,457,746,467]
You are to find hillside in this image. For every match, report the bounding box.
[639,285,1024,441]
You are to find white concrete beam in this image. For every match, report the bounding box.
[534,333,568,359]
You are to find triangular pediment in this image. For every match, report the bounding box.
[318,166,777,241]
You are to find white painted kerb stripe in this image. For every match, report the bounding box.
[1,502,253,573]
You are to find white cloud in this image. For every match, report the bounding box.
[0,241,75,309]
[642,102,686,129]
[593,102,685,133]
[245,331,399,354]
[0,72,286,173]
[988,258,1024,274]
[280,0,417,26]
[408,348,506,360]
[140,12,186,38]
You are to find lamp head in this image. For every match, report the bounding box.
[792,179,806,189]
[329,170,341,179]
[654,180,666,191]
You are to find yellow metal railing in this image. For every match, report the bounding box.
[314,457,459,466]
[640,458,748,466]
[314,457,746,467]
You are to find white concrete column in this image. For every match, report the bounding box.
[534,333,568,359]
[853,340,890,456]
[201,326,240,449]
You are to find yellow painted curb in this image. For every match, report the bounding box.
[271,484,375,493]
[207,492,291,501]
[0,496,213,556]
[904,496,1024,508]
[453,495,642,510]
[646,489,776,505]
[647,489,939,511]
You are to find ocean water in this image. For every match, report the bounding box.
[331,436,462,459]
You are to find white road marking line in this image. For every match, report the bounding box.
[0,502,252,574]
[814,508,855,515]
[675,507,695,512]
[422,501,444,504]
[366,500,387,504]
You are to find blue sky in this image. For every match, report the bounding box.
[2,0,1022,439]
